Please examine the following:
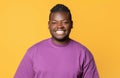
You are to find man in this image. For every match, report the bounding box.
[14,4,99,78]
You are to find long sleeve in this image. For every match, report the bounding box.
[14,49,35,78]
[82,49,99,78]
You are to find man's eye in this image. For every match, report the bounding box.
[65,22,68,23]
[63,21,69,24]
[51,22,56,24]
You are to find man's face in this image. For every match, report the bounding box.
[48,12,73,42]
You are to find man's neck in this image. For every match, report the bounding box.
[51,38,70,46]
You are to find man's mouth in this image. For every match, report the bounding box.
[56,30,65,35]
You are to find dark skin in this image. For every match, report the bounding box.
[48,11,73,45]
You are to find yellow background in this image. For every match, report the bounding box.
[0,0,120,78]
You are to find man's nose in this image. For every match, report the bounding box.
[57,22,64,29]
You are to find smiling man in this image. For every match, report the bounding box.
[14,4,99,78]
[48,9,73,45]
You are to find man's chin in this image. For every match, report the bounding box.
[52,36,69,42]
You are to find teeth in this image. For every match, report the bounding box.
[56,30,64,34]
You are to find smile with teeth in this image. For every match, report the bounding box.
[56,30,65,35]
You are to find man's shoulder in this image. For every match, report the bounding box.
[70,39,86,49]
[70,39,92,53]
[25,38,50,55]
[34,38,50,46]
[70,39,94,59]
[28,38,50,50]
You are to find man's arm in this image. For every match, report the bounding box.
[82,49,99,78]
[14,49,34,78]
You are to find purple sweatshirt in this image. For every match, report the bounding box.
[14,38,99,78]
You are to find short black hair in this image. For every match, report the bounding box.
[49,4,72,21]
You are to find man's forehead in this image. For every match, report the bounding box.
[50,12,70,20]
